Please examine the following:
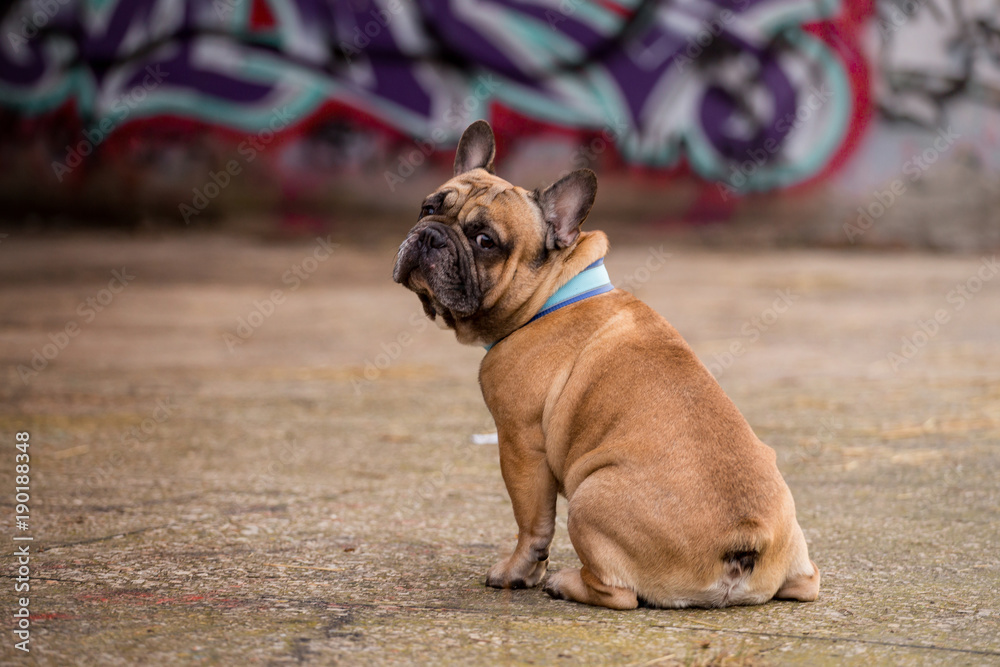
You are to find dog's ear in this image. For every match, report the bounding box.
[454,120,496,176]
[539,169,598,249]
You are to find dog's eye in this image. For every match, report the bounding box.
[475,233,495,249]
[420,205,435,219]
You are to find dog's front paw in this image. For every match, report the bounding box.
[485,556,548,589]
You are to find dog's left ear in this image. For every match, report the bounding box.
[539,169,598,249]
[454,120,496,176]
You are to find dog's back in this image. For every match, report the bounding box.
[494,289,819,608]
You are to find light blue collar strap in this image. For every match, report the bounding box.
[485,258,613,351]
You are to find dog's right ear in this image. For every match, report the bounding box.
[454,120,496,176]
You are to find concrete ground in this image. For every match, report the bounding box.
[0,231,998,665]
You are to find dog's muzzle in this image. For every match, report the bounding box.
[392,221,450,286]
[393,222,481,318]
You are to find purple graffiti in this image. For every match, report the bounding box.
[0,0,862,191]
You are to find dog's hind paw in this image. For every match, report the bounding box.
[541,567,639,609]
[542,575,568,600]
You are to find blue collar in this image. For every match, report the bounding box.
[485,258,613,351]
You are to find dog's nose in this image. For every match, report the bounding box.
[419,226,448,250]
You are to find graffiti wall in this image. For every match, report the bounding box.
[874,0,1000,128]
[0,0,870,192]
[0,0,997,228]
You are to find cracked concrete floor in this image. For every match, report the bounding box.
[0,231,998,665]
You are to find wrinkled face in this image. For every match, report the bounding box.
[393,120,598,345]
[391,169,546,330]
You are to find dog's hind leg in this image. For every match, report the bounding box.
[544,566,638,609]
[543,476,639,609]
[774,524,820,601]
[775,560,820,601]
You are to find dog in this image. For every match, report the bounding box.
[392,120,820,609]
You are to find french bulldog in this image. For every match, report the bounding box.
[392,120,819,609]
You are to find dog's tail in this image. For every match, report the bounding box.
[702,548,761,607]
[723,549,758,579]
[709,547,763,607]
[723,517,769,574]
[711,517,774,606]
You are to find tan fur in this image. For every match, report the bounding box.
[396,169,607,346]
[480,283,819,608]
[393,124,819,609]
